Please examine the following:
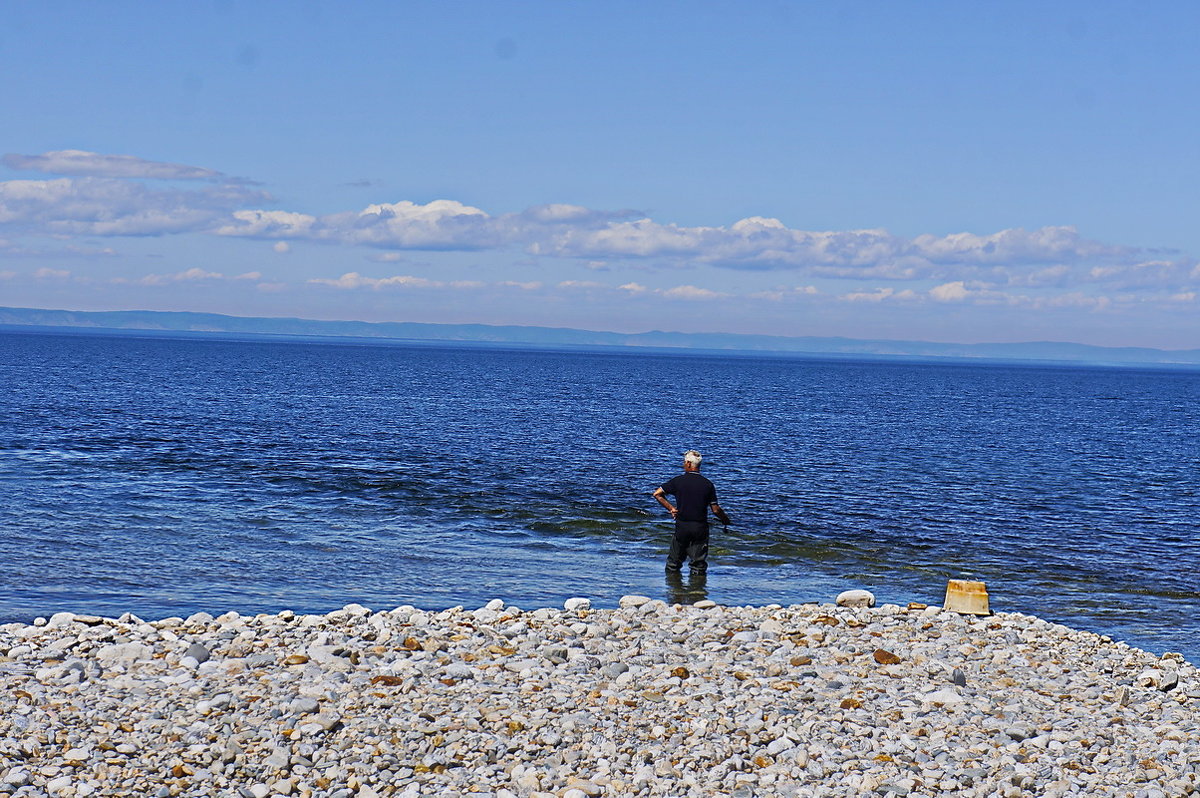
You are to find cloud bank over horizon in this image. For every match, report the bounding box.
[3,150,1195,284]
[2,149,1198,344]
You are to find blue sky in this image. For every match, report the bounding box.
[2,2,1199,348]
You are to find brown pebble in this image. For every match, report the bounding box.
[370,675,405,686]
[874,649,902,665]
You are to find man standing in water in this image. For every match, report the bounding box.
[653,450,731,573]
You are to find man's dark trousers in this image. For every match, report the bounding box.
[666,521,709,573]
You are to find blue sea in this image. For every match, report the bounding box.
[2,329,1198,663]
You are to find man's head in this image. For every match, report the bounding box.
[683,450,702,471]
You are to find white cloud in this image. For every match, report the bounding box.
[308,272,448,290]
[1086,259,1195,288]
[293,268,1200,319]
[530,217,1136,278]
[748,285,819,301]
[557,280,608,290]
[663,284,725,300]
[840,287,922,303]
[0,270,15,280]
[109,268,264,287]
[1003,264,1070,287]
[911,226,1131,264]
[273,241,290,254]
[0,177,269,236]
[521,203,604,223]
[930,281,970,302]
[217,209,315,238]
[550,279,727,300]
[1031,292,1111,311]
[3,149,224,181]
[841,288,899,303]
[368,274,444,289]
[344,199,494,249]
[138,268,224,286]
[219,199,509,251]
[34,268,70,279]
[225,196,1135,282]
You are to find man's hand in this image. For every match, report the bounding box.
[653,487,676,517]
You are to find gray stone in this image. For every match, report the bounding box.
[46,775,73,794]
[184,642,211,663]
[836,589,876,608]
[2,769,31,788]
[878,784,911,796]
[95,641,153,665]
[263,747,291,770]
[444,662,474,680]
[1004,723,1035,742]
[46,612,77,629]
[542,645,569,661]
[602,662,630,679]
[922,688,966,705]
[307,713,342,731]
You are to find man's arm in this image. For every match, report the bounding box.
[652,487,678,518]
[710,502,731,525]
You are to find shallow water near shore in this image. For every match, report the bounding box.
[2,329,1198,662]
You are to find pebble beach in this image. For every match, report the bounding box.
[1,597,1198,798]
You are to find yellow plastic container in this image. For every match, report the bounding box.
[943,579,990,615]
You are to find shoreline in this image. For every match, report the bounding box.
[2,598,1198,797]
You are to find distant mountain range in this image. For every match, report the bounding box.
[3,305,1200,367]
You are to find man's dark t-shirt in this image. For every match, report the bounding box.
[660,472,717,540]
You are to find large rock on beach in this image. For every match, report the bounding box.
[835,588,876,608]
[0,599,1198,796]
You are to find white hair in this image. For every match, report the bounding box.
[683,450,702,467]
